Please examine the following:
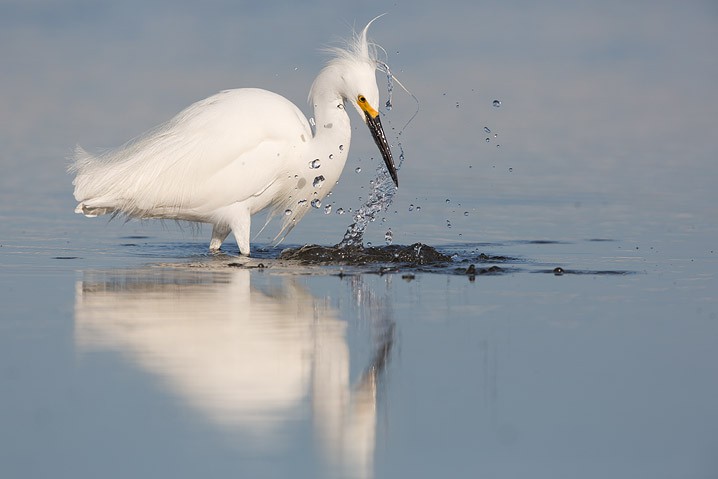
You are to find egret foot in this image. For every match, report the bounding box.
[209,223,230,252]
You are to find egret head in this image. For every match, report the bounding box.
[310,17,399,186]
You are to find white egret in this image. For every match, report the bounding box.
[70,18,398,255]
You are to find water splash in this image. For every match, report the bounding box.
[312,175,325,188]
[383,63,394,110]
[337,145,403,249]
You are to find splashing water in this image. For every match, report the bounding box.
[337,166,397,247]
[337,143,405,248]
[312,175,325,188]
[384,65,394,110]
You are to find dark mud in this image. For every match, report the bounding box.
[279,243,453,265]
[223,241,636,278]
[273,243,523,277]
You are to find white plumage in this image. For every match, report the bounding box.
[70,18,397,255]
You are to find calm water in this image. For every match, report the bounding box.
[2,1,717,478]
[2,219,716,478]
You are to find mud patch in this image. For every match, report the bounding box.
[279,243,452,266]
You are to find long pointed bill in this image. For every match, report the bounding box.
[364,111,399,187]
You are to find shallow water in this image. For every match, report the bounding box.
[2,2,718,478]
[2,231,716,478]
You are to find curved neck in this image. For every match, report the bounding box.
[309,68,352,137]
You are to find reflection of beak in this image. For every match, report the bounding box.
[364,110,399,187]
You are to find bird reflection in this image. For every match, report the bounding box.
[74,267,393,479]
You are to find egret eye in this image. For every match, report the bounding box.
[358,95,367,104]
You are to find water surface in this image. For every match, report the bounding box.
[1,1,717,478]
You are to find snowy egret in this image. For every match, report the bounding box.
[70,18,398,255]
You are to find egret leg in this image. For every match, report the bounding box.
[209,223,231,252]
[229,208,252,256]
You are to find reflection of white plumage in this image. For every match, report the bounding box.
[70,18,397,255]
[74,268,391,478]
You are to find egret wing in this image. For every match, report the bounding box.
[72,88,311,220]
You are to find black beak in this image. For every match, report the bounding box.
[365,112,399,187]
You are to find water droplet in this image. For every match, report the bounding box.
[508,167,513,172]
[339,144,344,151]
[492,99,502,108]
[313,175,325,188]
[324,204,332,214]
[485,137,490,143]
[355,167,362,173]
[484,126,491,134]
[311,198,321,208]
[336,208,345,215]
[328,154,334,160]
[384,229,393,245]
[445,198,450,204]
[309,117,316,126]
[309,159,320,169]
[456,102,460,108]
[297,199,307,206]
[367,241,372,247]
[284,209,292,216]
[464,211,469,216]
[416,206,421,212]
[497,144,501,148]
[408,204,414,212]
[447,222,452,228]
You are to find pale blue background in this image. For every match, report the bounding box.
[2,0,715,248]
[1,1,717,478]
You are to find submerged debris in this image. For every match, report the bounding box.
[463,264,504,276]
